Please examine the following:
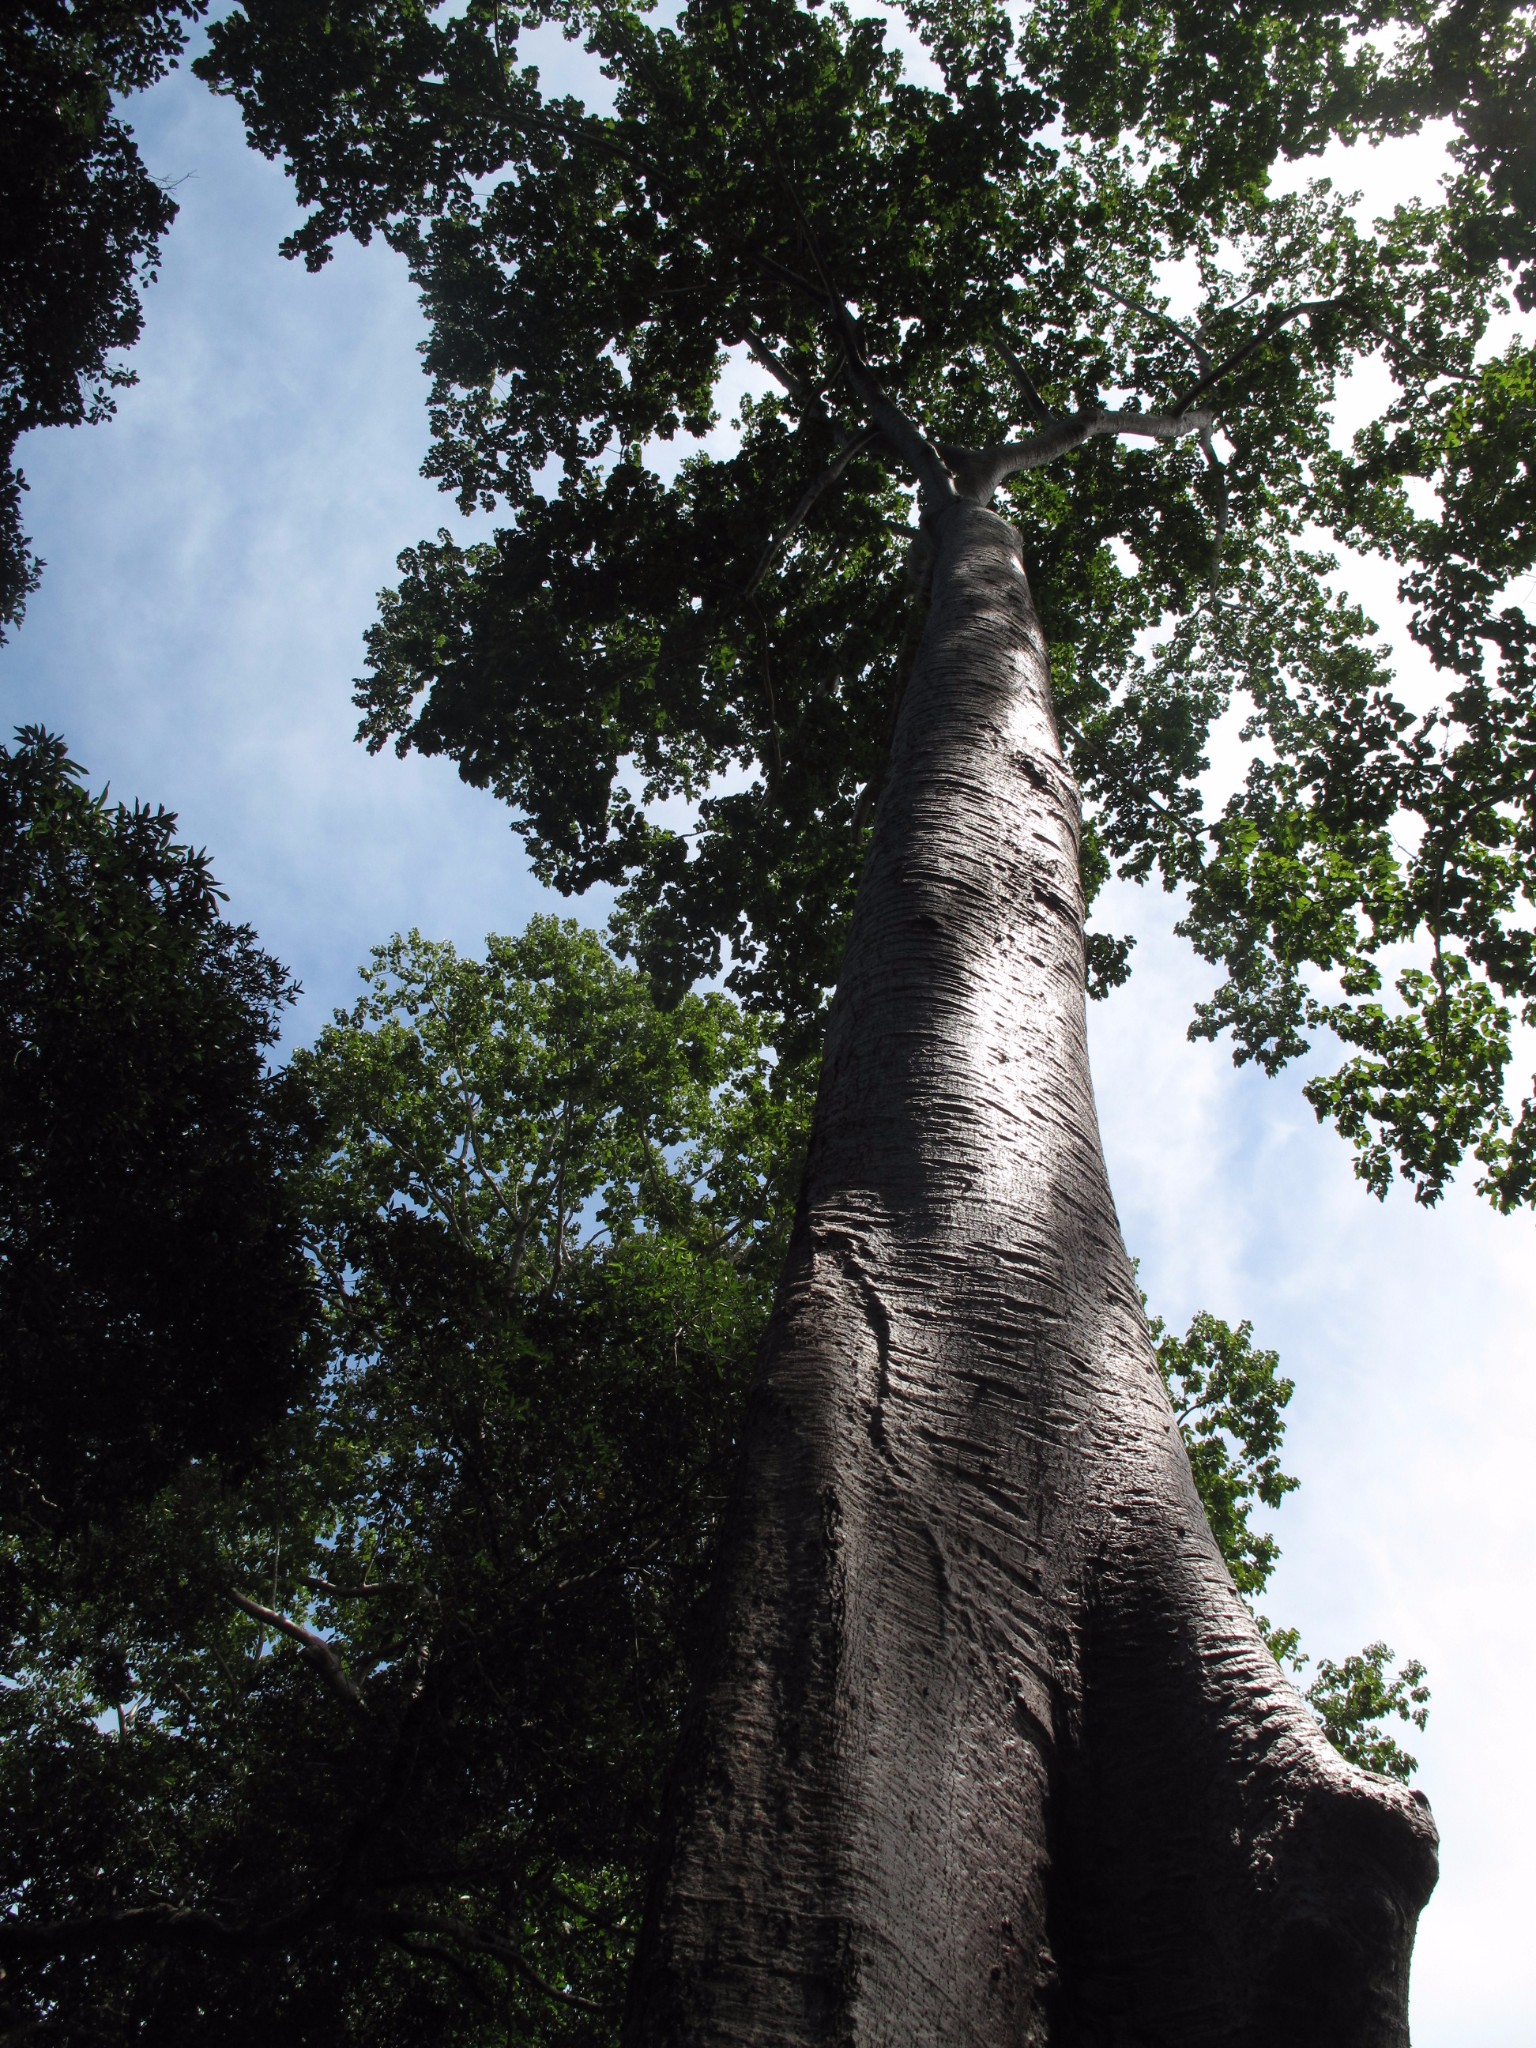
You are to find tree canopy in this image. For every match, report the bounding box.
[198,0,1536,1210]
[1,918,800,2045]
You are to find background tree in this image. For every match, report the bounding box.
[0,2,207,636]
[0,726,316,1534]
[1149,1306,1430,1783]
[0,919,801,2045]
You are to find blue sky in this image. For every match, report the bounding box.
[5,40,1534,2042]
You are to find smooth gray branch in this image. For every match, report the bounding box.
[955,406,1216,499]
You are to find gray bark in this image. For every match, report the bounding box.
[625,496,1436,2046]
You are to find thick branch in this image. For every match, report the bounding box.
[841,359,954,508]
[740,323,807,399]
[955,406,1216,499]
[228,1590,367,1712]
[750,251,954,508]
[1172,298,1343,413]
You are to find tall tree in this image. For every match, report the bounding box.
[195,0,1534,2037]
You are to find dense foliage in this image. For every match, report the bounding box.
[0,2,206,634]
[0,727,315,1533]
[0,908,1428,2042]
[196,0,1536,1210]
[1,919,802,2045]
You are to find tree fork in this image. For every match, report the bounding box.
[625,497,1437,2046]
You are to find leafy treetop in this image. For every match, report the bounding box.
[199,0,1536,1210]
[0,726,316,1533]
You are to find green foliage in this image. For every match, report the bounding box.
[1304,1642,1432,1781]
[1148,1305,1297,1598]
[0,1,205,633]
[0,727,316,1533]
[0,918,808,2045]
[198,0,1536,1205]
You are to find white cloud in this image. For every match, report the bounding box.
[6,61,586,1043]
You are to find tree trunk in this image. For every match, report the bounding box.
[624,496,1437,2047]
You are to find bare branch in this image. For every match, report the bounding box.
[964,406,1216,496]
[844,360,955,508]
[228,1591,367,1712]
[304,1576,393,1600]
[1171,298,1343,413]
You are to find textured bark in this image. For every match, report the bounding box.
[625,498,1437,2047]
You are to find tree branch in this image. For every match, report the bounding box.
[228,1590,367,1712]
[1171,299,1343,413]
[750,251,954,507]
[989,330,1054,426]
[1199,424,1230,590]
[376,1913,620,2014]
[960,406,1216,496]
[0,1901,310,1957]
[1104,286,1213,373]
[740,322,807,399]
